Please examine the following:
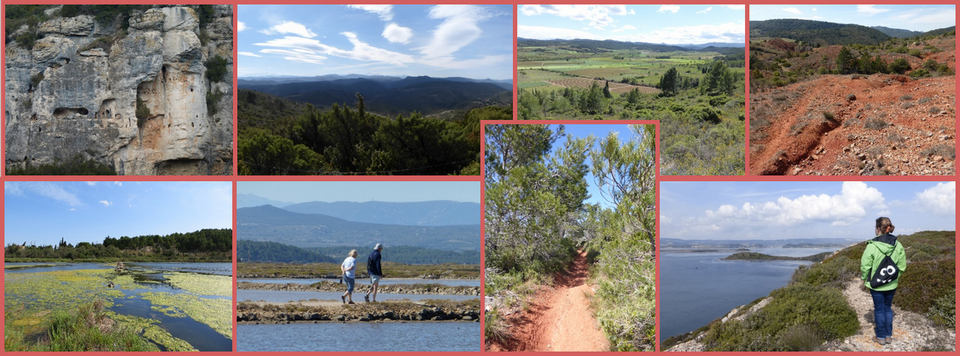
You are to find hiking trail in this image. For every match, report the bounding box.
[493,250,610,351]
[826,278,955,351]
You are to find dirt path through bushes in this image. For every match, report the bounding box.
[496,251,609,351]
[832,278,955,351]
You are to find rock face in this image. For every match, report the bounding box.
[5,5,233,175]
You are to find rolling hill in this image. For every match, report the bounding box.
[750,19,891,46]
[282,200,480,226]
[238,75,512,117]
[237,205,480,251]
[517,38,744,56]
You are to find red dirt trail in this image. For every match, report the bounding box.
[488,251,609,352]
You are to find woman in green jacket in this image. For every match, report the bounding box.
[860,217,907,346]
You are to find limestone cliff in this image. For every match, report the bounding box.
[4,5,233,175]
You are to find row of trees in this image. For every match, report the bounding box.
[6,229,231,261]
[484,124,656,350]
[239,92,510,175]
[237,240,481,265]
[659,60,738,97]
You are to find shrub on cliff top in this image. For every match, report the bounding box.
[205,55,228,83]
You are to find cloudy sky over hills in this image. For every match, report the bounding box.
[661,181,956,240]
[519,5,745,44]
[750,5,955,32]
[238,5,513,79]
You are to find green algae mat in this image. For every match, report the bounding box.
[5,264,232,351]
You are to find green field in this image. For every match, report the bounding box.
[517,41,747,176]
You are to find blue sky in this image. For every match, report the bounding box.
[519,5,745,44]
[238,5,513,79]
[751,5,955,32]
[5,182,232,247]
[548,124,651,209]
[661,181,956,240]
[238,181,480,204]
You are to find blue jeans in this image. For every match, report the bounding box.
[870,289,896,339]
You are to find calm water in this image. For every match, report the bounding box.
[659,247,839,339]
[239,278,480,287]
[237,322,480,351]
[238,290,478,303]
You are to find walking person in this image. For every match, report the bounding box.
[341,250,358,304]
[364,243,383,303]
[860,217,907,346]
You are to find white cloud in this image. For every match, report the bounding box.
[418,5,494,59]
[704,182,886,227]
[724,5,745,10]
[99,200,113,207]
[383,23,413,44]
[622,25,637,30]
[697,7,713,14]
[617,21,745,45]
[260,48,328,64]
[238,21,247,32]
[519,25,597,40]
[783,7,802,15]
[857,5,890,15]
[658,5,681,14]
[915,182,955,215]
[239,52,262,57]
[521,5,628,29]
[86,182,97,186]
[812,8,818,12]
[256,34,414,66]
[260,21,317,38]
[347,5,393,22]
[6,182,83,206]
[660,214,673,225]
[889,8,956,28]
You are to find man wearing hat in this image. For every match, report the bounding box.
[364,243,384,302]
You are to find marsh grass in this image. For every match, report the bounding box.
[5,300,157,351]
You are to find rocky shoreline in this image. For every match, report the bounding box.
[237,300,480,324]
[238,281,481,296]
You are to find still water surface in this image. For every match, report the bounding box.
[237,322,480,351]
[238,289,477,303]
[659,247,839,339]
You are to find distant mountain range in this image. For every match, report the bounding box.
[237,205,479,251]
[517,38,745,56]
[751,19,954,46]
[237,193,292,209]
[283,200,479,226]
[238,75,512,117]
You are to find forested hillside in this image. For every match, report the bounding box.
[5,229,232,262]
[484,124,656,351]
[237,240,480,265]
[750,19,891,46]
[238,90,510,175]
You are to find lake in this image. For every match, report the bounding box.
[238,289,478,303]
[4,262,232,351]
[237,322,480,351]
[239,277,480,287]
[659,247,840,339]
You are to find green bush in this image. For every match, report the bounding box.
[135,96,150,128]
[889,58,911,74]
[7,154,116,175]
[204,55,228,83]
[206,88,225,116]
[909,68,930,78]
[927,293,956,328]
[895,259,955,314]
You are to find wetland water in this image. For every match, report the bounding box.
[238,289,477,303]
[237,322,480,351]
[659,247,840,339]
[239,278,480,287]
[4,262,232,351]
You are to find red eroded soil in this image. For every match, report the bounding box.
[750,74,955,175]
[486,251,610,352]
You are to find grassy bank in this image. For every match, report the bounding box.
[238,299,480,323]
[5,253,231,263]
[5,300,157,351]
[237,262,480,279]
[663,230,955,351]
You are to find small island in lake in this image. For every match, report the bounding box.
[722,251,834,263]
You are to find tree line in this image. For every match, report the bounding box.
[5,228,232,261]
[237,240,480,265]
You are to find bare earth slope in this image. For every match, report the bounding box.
[751,74,955,175]
[488,251,609,351]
